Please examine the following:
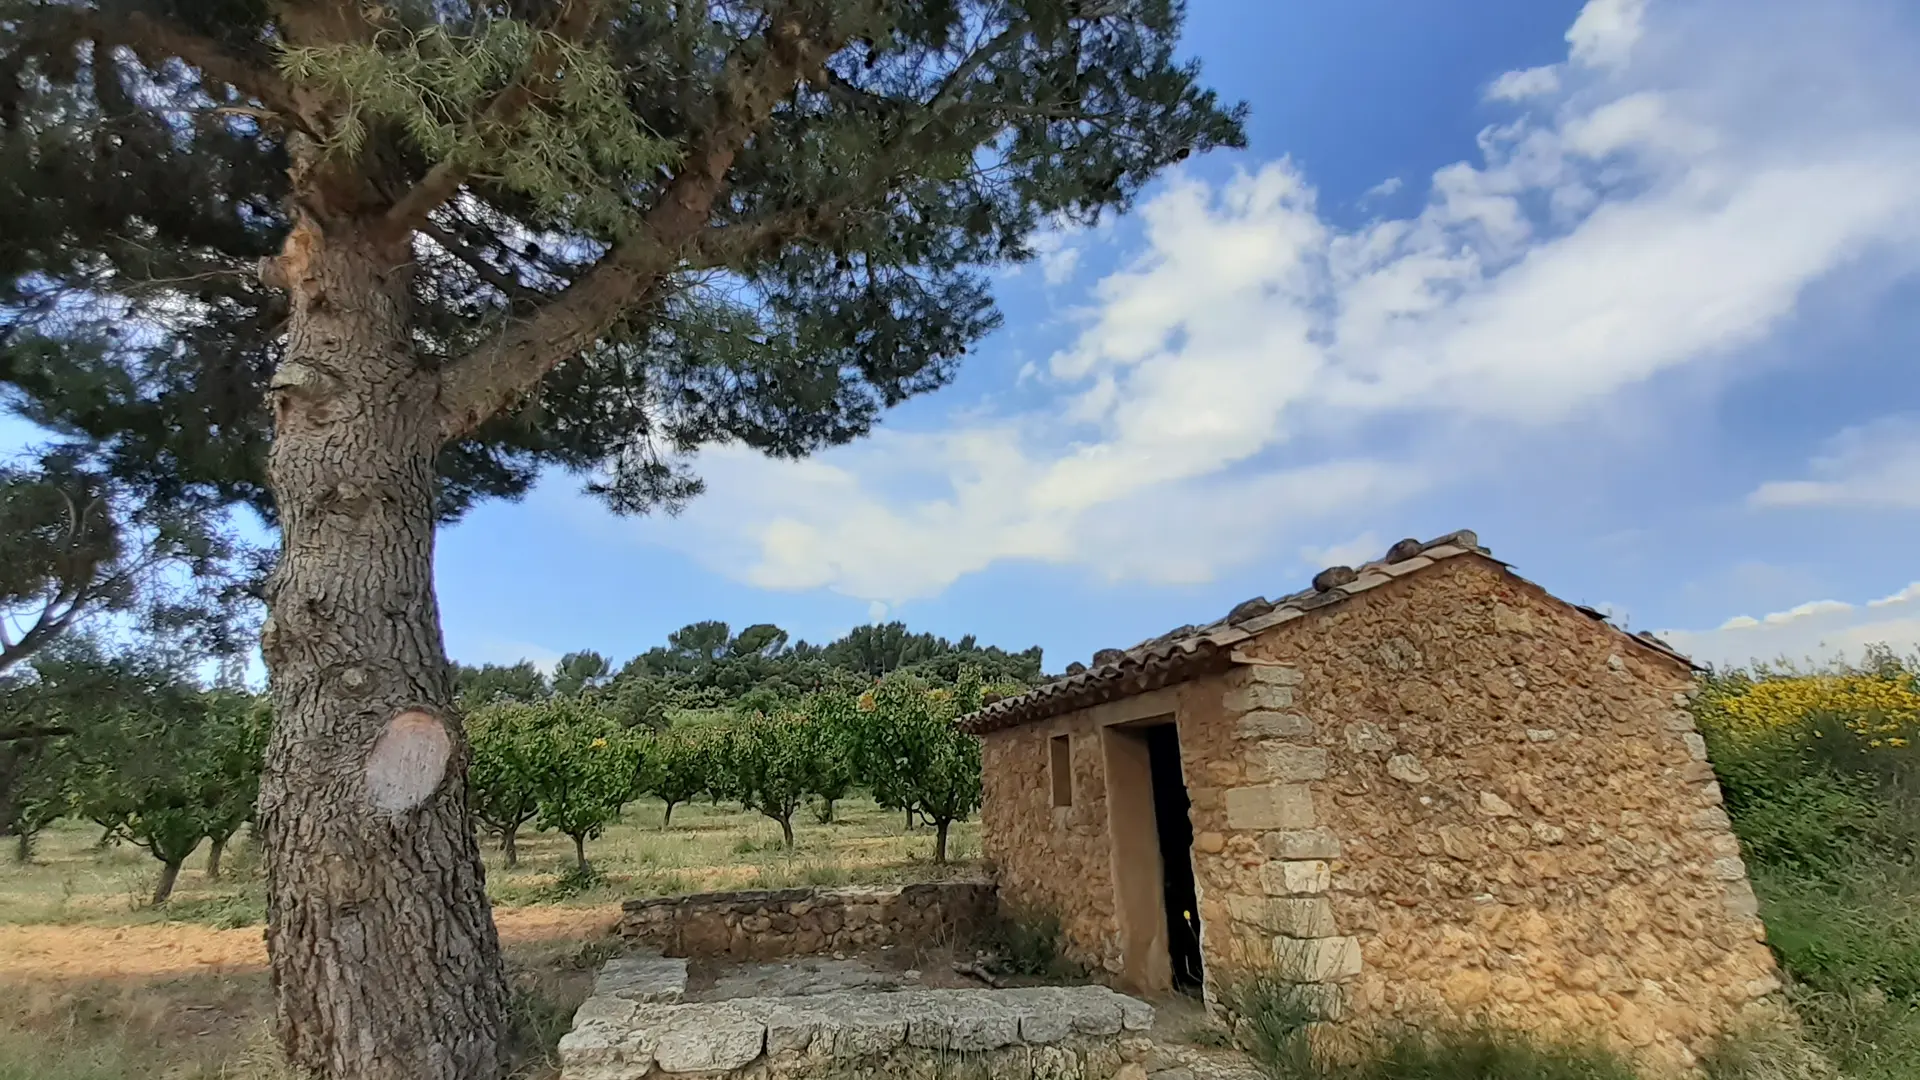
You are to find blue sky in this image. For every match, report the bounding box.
[10,0,1917,679]
[440,0,1920,676]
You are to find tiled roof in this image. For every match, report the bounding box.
[956,530,1695,735]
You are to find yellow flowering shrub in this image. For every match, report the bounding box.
[1713,672,1920,749]
[1693,653,1919,875]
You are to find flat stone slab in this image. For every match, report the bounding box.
[561,981,1154,1079]
[596,955,690,1004]
[696,957,913,1001]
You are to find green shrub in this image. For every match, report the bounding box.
[1359,1029,1639,1080]
[1220,973,1320,1079]
[1785,986,1920,1080]
[1755,864,1920,999]
[986,910,1068,978]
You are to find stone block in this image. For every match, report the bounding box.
[1272,936,1364,982]
[1478,792,1518,817]
[1229,896,1337,937]
[1344,722,1398,754]
[650,1005,767,1073]
[558,1012,657,1078]
[1723,879,1760,920]
[1019,1006,1073,1044]
[1225,784,1315,830]
[1692,806,1732,831]
[1224,685,1295,713]
[1260,860,1331,896]
[1250,744,1329,783]
[1682,733,1710,761]
[1525,728,1558,742]
[1237,712,1315,740]
[1386,755,1430,784]
[1712,856,1748,881]
[1245,664,1304,686]
[593,955,689,1004]
[1260,828,1344,860]
[1031,1044,1085,1080]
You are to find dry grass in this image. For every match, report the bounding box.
[0,795,978,1077]
[0,795,982,932]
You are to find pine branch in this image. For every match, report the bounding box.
[420,221,545,304]
[381,0,606,238]
[435,15,838,441]
[106,12,313,134]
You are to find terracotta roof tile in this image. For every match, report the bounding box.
[955,530,1696,735]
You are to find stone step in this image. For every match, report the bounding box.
[594,955,690,1004]
[560,984,1156,1080]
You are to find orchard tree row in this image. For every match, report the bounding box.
[0,643,268,904]
[467,666,1021,868]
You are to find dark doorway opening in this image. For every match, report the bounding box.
[1145,724,1203,993]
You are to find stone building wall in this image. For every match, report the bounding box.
[619,881,996,961]
[978,555,1779,1072]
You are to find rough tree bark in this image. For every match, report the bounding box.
[256,217,509,1080]
[501,827,518,868]
[206,835,226,880]
[934,819,951,865]
[153,858,183,905]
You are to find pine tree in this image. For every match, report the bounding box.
[0,4,1242,1077]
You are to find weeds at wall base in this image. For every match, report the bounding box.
[1216,972,1641,1080]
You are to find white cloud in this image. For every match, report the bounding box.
[1871,583,1920,608]
[1568,0,1648,70]
[625,0,1920,605]
[1749,416,1920,509]
[1487,66,1561,101]
[867,600,889,623]
[1363,176,1404,201]
[1025,223,1089,286]
[1662,585,1920,668]
[1299,531,1385,571]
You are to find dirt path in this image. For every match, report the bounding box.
[0,904,621,979]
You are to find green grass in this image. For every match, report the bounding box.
[1,795,983,929]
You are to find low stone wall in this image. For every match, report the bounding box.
[619,881,997,960]
[560,985,1157,1080]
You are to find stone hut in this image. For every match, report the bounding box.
[958,531,1779,1069]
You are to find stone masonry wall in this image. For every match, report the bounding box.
[619,881,996,961]
[980,698,1135,977]
[980,555,1779,1073]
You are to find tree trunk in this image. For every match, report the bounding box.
[153,859,182,905]
[257,219,508,1080]
[935,819,950,865]
[661,800,676,829]
[779,815,795,850]
[572,833,588,871]
[207,835,226,880]
[13,831,29,864]
[501,827,518,869]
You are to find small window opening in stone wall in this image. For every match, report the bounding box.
[1050,734,1073,808]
